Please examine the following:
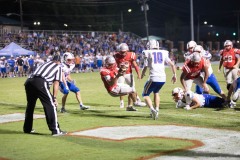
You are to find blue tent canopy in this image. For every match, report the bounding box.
[0,42,35,57]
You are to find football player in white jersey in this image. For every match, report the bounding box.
[141,40,177,120]
[183,40,197,60]
[59,52,90,113]
[172,87,225,110]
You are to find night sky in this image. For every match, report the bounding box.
[0,0,239,40]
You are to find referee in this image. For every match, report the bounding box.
[23,54,66,136]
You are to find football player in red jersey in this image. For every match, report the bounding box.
[114,43,146,111]
[218,40,240,90]
[180,52,209,93]
[100,56,139,111]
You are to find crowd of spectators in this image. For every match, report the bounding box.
[0,30,226,78]
[0,31,148,77]
[1,30,146,57]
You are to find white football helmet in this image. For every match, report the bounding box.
[172,87,184,102]
[147,39,159,49]
[105,56,117,69]
[63,52,74,63]
[119,43,129,52]
[193,45,203,53]
[190,52,201,63]
[187,40,197,50]
[224,40,233,47]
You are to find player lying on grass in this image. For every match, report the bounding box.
[172,87,225,110]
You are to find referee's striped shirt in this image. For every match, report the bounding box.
[32,61,62,86]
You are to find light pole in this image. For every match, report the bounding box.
[6,0,23,32]
[197,15,200,42]
[19,0,23,32]
[140,0,149,41]
[6,13,23,32]
[190,0,194,40]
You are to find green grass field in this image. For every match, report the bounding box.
[0,64,240,160]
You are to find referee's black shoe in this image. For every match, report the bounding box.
[52,131,67,136]
[24,129,35,134]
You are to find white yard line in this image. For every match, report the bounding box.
[71,125,240,160]
[0,113,45,123]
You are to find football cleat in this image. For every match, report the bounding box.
[60,108,67,113]
[155,111,159,120]
[134,101,146,107]
[120,101,124,108]
[52,131,67,136]
[229,100,236,109]
[232,89,240,101]
[126,106,137,111]
[30,129,35,133]
[80,105,90,110]
[222,101,230,108]
[151,109,158,120]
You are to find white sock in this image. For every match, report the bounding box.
[150,107,155,111]
[137,96,141,101]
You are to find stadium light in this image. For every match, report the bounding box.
[120,8,132,31]
[34,22,40,25]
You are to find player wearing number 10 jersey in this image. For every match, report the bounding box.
[141,40,177,120]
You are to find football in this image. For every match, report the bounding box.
[118,62,128,74]
[118,66,126,74]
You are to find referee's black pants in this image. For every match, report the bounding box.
[23,77,61,135]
